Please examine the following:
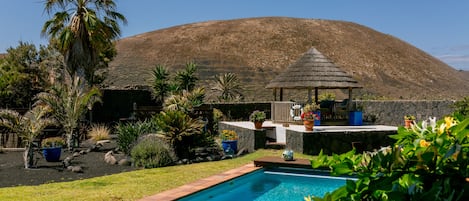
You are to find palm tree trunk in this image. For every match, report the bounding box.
[67,131,74,151]
[23,144,34,169]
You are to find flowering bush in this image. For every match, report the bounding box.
[301,111,320,121]
[220,130,237,141]
[309,115,469,200]
[301,103,320,121]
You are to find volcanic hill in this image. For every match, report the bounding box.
[105,17,469,101]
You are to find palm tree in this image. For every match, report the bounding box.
[41,0,127,84]
[174,62,198,92]
[151,64,170,104]
[0,106,55,168]
[211,73,244,102]
[35,71,101,151]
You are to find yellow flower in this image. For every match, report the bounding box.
[419,139,430,147]
[221,130,237,141]
[445,117,453,127]
[442,116,457,135]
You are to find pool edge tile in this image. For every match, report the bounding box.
[138,163,261,201]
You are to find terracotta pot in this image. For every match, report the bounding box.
[254,121,263,129]
[404,119,413,129]
[303,120,314,131]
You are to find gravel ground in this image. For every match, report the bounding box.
[0,141,137,188]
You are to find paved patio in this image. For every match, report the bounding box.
[220,121,398,155]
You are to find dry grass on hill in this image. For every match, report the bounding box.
[100,17,468,100]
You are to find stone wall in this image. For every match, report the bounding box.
[218,122,266,153]
[286,129,396,155]
[356,100,455,126]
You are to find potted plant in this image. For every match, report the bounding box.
[349,102,363,126]
[404,115,415,129]
[42,137,65,162]
[301,103,320,131]
[220,129,238,154]
[249,110,266,129]
[303,103,321,126]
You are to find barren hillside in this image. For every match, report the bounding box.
[106,17,469,101]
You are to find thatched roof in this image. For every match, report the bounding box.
[266,47,361,89]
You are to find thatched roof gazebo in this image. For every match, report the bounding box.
[266,47,362,107]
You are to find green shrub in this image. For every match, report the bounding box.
[154,110,204,159]
[131,136,175,168]
[212,108,224,136]
[115,120,157,155]
[311,115,469,200]
[452,96,469,117]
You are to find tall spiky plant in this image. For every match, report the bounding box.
[0,105,55,168]
[151,64,170,104]
[174,62,198,92]
[211,72,244,102]
[36,71,101,151]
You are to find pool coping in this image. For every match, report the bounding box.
[138,163,261,201]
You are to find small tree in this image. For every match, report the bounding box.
[0,42,52,108]
[0,105,55,168]
[151,62,201,105]
[151,64,170,104]
[174,62,198,92]
[36,71,101,151]
[211,72,244,102]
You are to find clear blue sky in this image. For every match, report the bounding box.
[1,0,469,70]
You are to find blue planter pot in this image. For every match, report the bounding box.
[349,111,363,126]
[314,111,321,126]
[42,147,62,162]
[221,140,238,154]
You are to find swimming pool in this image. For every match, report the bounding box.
[178,168,355,201]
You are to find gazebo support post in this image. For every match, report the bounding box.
[307,88,312,104]
[348,87,353,111]
[280,88,284,101]
[273,88,277,101]
[315,87,319,104]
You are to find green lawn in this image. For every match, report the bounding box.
[0,149,315,201]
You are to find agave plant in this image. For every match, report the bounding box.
[0,105,55,168]
[35,71,101,151]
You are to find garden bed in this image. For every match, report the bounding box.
[0,141,137,187]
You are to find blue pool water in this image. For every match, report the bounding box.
[178,168,354,201]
